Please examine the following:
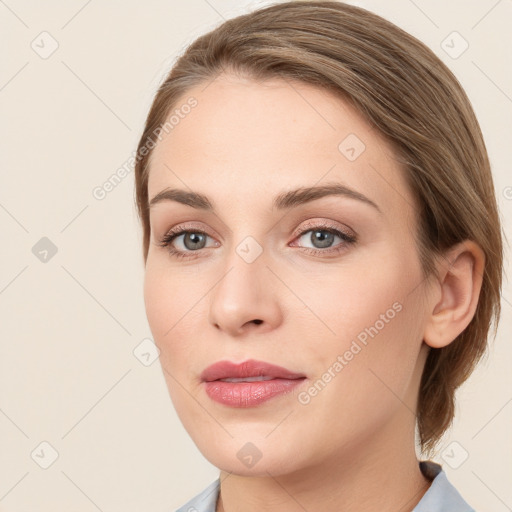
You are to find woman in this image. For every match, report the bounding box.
[134,1,504,510]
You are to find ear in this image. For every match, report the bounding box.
[423,240,485,349]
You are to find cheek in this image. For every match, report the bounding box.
[143,265,171,341]
[143,261,213,383]
[295,290,425,452]
[143,264,189,357]
[291,245,416,341]
[294,243,424,391]
[143,267,202,419]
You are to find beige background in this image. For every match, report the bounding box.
[1,0,511,510]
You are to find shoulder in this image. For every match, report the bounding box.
[175,478,220,512]
[415,460,476,512]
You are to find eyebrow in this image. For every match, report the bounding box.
[148,182,382,214]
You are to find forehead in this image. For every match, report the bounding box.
[147,74,414,217]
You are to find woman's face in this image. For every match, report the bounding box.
[144,74,433,476]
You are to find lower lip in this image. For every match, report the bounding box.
[204,378,306,407]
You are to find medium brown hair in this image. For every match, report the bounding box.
[134,0,504,456]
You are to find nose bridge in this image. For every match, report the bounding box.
[208,237,281,334]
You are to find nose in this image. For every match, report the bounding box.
[208,251,283,337]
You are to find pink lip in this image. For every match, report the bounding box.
[201,359,307,408]
[200,359,305,381]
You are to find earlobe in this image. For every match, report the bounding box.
[423,240,485,349]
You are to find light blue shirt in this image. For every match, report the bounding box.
[175,460,475,511]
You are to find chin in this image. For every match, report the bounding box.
[212,454,295,478]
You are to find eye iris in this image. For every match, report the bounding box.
[311,230,334,248]
[184,232,206,250]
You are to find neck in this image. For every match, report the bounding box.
[215,414,432,512]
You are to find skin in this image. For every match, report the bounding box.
[143,73,485,512]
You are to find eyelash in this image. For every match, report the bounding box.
[157,222,357,260]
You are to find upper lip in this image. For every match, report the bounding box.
[200,359,306,382]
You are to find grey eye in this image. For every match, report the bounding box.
[181,232,208,250]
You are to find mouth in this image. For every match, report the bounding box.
[217,376,275,383]
[200,359,307,407]
[200,358,306,382]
